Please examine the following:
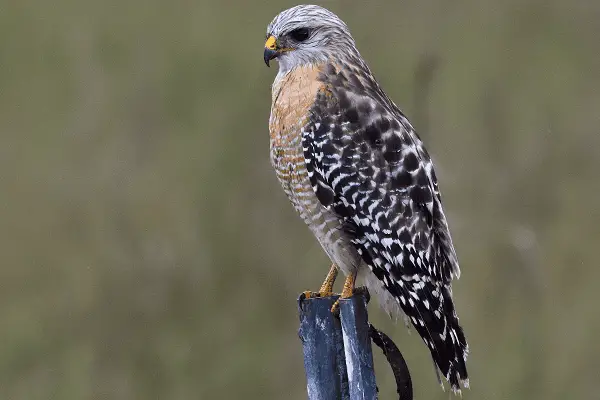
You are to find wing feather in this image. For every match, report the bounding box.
[302,62,468,390]
[303,66,459,285]
[301,62,468,391]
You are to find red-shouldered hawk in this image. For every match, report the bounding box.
[265,5,468,393]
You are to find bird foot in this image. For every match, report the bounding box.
[298,290,336,312]
[301,289,335,300]
[330,287,371,313]
[300,286,370,314]
[330,298,343,314]
[330,272,357,313]
[301,264,339,300]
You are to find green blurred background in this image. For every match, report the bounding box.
[2,0,599,398]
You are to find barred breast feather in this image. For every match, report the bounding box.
[269,64,362,280]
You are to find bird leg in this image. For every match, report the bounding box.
[303,264,339,299]
[330,271,356,313]
[318,263,339,296]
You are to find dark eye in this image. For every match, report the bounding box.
[289,28,310,42]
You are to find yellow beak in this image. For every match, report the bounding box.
[265,35,277,50]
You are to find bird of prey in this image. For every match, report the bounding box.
[264,5,468,392]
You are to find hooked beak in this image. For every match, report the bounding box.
[264,49,278,67]
[264,35,278,67]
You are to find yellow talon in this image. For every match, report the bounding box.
[302,290,315,299]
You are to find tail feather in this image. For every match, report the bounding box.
[357,243,469,392]
[395,278,469,392]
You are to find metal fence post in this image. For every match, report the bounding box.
[298,291,412,400]
[298,295,349,400]
[339,293,378,400]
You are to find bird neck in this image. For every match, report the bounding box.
[274,43,363,82]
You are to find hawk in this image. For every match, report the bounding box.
[264,5,468,392]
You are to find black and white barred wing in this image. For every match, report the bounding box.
[302,86,468,390]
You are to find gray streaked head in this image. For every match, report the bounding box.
[264,5,358,74]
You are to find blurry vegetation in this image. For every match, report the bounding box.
[1,0,599,399]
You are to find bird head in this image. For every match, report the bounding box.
[264,5,357,73]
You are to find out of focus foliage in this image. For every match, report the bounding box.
[1,0,599,399]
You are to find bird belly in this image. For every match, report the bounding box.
[270,141,361,277]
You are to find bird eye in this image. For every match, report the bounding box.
[289,28,310,42]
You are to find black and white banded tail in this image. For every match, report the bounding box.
[399,278,469,392]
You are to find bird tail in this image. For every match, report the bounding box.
[399,280,469,393]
